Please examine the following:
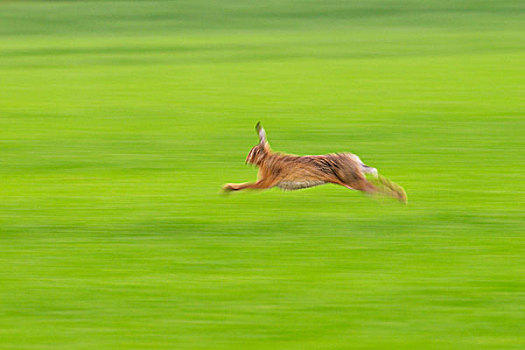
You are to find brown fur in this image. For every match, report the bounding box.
[223,123,407,203]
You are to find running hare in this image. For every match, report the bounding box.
[222,123,407,203]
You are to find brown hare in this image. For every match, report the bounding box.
[222,122,407,203]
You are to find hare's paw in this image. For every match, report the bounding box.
[222,183,237,192]
[397,188,408,204]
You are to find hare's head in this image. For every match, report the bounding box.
[246,122,270,166]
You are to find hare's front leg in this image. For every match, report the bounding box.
[222,180,274,192]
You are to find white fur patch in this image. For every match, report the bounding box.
[353,154,378,178]
[277,180,325,190]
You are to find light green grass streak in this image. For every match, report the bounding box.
[1,1,524,349]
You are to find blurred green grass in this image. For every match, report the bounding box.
[0,1,524,349]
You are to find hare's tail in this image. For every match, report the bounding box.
[372,175,407,204]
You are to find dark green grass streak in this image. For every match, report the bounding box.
[1,1,524,349]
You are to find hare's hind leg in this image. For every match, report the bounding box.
[346,179,379,195]
[374,175,407,203]
[349,178,407,204]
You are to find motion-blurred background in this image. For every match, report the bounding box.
[1,1,524,349]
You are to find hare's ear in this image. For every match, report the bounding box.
[256,122,266,144]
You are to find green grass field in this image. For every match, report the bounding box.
[1,1,524,349]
